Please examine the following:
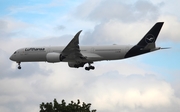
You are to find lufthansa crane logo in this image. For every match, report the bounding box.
[145,34,155,43]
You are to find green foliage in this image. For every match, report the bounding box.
[40,99,97,112]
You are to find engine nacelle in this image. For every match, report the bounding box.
[46,52,60,63]
[68,62,85,68]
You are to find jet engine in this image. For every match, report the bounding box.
[46,52,61,63]
[68,62,85,68]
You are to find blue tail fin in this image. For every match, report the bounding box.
[137,22,164,47]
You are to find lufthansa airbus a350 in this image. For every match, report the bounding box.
[10,22,168,71]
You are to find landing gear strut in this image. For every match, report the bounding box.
[17,62,21,69]
[85,63,95,71]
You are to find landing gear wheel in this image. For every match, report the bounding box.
[17,62,21,70]
[90,66,95,70]
[85,63,95,71]
[85,67,90,71]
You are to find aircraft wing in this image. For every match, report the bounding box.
[60,30,86,61]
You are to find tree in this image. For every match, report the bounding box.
[40,99,97,112]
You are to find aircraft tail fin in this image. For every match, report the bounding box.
[137,22,164,48]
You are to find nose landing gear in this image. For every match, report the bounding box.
[17,62,21,69]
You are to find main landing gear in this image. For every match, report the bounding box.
[85,63,95,71]
[17,62,21,69]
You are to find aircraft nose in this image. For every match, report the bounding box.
[10,55,15,61]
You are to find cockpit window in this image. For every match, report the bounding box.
[14,51,17,54]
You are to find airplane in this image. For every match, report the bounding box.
[10,22,168,71]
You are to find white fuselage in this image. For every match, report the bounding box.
[10,45,132,63]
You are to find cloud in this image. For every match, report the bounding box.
[89,74,176,112]
[1,60,179,112]
[54,25,66,31]
[75,0,168,45]
[0,18,29,39]
[81,20,156,45]
[157,15,180,42]
[41,62,180,112]
[76,0,180,45]
[75,0,160,22]
[0,17,75,53]
[0,77,39,112]
[80,15,180,46]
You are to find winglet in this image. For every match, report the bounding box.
[65,30,82,47]
[73,30,82,44]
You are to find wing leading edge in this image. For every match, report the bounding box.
[60,30,86,61]
[60,30,95,70]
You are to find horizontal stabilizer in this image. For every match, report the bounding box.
[150,47,170,51]
[160,47,171,49]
